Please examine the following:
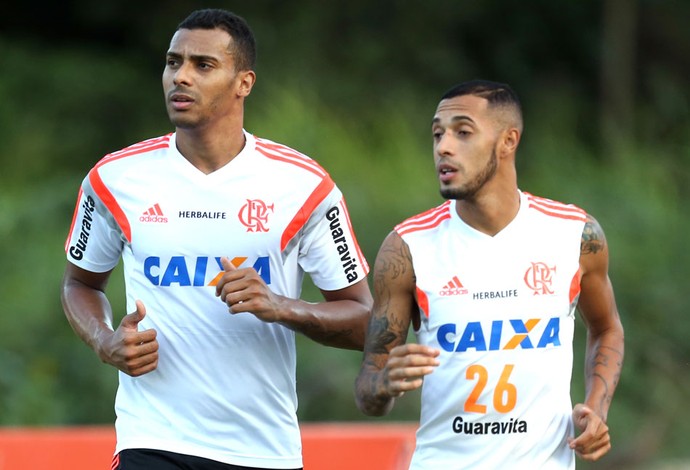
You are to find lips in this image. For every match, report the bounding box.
[169,92,195,111]
[438,163,457,184]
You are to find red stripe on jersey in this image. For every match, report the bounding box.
[416,286,430,318]
[96,134,172,168]
[255,139,328,178]
[528,204,588,222]
[395,201,452,236]
[255,138,327,175]
[280,176,336,251]
[569,268,581,304]
[252,137,340,252]
[77,135,171,246]
[337,197,369,274]
[65,187,84,251]
[111,453,120,470]
[525,192,587,222]
[89,168,132,243]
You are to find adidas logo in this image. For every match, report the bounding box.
[140,203,168,223]
[439,276,468,296]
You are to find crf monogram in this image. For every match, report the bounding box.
[523,262,555,295]
[238,199,274,232]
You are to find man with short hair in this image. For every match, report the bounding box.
[355,80,624,469]
[62,9,372,470]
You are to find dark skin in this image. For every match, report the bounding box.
[61,27,373,378]
[61,259,371,378]
[355,93,624,462]
[61,265,159,377]
[213,257,372,350]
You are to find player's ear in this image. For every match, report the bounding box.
[500,127,520,156]
[236,70,256,97]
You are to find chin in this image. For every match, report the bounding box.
[440,187,463,200]
[169,117,198,129]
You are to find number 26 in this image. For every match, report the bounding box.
[464,364,517,414]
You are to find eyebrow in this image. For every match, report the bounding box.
[431,115,476,125]
[166,51,220,64]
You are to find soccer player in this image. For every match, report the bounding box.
[61,9,372,470]
[355,80,624,469]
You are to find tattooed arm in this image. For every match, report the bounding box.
[568,214,625,461]
[354,231,440,416]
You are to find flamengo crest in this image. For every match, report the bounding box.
[524,261,556,295]
[238,199,274,232]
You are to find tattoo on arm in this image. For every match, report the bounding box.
[587,345,623,415]
[356,235,417,414]
[581,215,606,255]
[365,315,398,355]
[578,213,623,419]
[364,235,414,358]
[300,320,354,344]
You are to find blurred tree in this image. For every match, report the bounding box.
[600,0,637,161]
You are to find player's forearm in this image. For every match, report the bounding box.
[277,297,370,350]
[583,327,624,421]
[61,278,115,356]
[355,361,396,416]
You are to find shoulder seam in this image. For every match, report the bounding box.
[524,192,587,222]
[95,134,172,168]
[255,137,329,179]
[395,201,452,236]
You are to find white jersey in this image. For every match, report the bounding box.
[397,191,586,470]
[65,131,369,469]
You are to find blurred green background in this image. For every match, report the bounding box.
[1,0,688,468]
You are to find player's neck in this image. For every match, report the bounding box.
[455,185,520,237]
[175,124,246,175]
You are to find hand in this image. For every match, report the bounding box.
[568,403,611,461]
[382,343,440,397]
[97,300,159,377]
[215,256,283,323]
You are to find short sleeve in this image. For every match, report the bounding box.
[297,187,369,291]
[64,175,125,273]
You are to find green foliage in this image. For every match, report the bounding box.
[519,95,690,467]
[1,2,689,467]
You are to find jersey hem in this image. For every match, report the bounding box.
[115,438,303,469]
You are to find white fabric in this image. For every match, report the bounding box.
[65,131,368,468]
[397,191,586,470]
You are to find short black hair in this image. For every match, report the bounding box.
[441,80,520,108]
[441,80,523,130]
[177,9,256,72]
